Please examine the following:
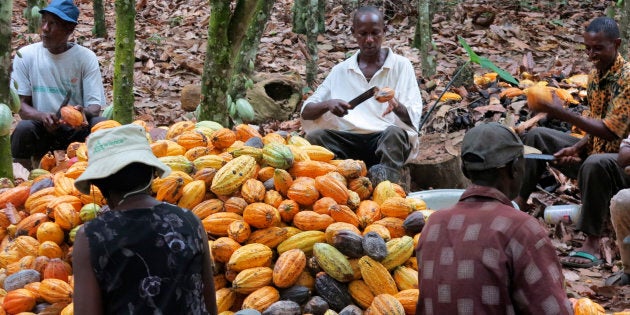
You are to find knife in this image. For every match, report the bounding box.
[524,153,556,161]
[348,86,377,109]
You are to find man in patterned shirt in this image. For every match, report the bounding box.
[515,16,630,268]
[416,122,572,315]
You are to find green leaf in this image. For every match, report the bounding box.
[457,36,480,64]
[478,57,519,85]
[458,35,519,86]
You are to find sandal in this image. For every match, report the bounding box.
[561,251,603,268]
[605,271,630,286]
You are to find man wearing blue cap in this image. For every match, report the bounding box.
[11,0,106,170]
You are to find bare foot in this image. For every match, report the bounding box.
[561,236,602,268]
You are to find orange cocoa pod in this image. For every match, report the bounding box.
[277,199,300,223]
[526,85,553,111]
[39,152,57,171]
[59,106,85,127]
[90,119,121,133]
[375,87,395,103]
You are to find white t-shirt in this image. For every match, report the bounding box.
[11,42,106,114]
[301,48,423,162]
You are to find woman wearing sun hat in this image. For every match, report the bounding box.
[71,124,217,314]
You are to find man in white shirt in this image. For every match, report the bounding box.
[11,0,106,170]
[300,6,423,190]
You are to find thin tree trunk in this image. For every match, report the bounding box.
[200,1,233,125]
[26,0,45,33]
[228,0,275,99]
[200,0,260,125]
[292,0,324,39]
[620,0,629,58]
[304,0,320,87]
[413,0,435,78]
[293,0,324,88]
[0,0,13,179]
[93,0,107,38]
[113,0,136,124]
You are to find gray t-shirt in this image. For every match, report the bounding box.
[11,42,106,114]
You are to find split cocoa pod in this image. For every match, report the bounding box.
[375,87,395,103]
[526,85,555,112]
[59,106,86,128]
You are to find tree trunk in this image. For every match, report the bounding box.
[113,0,136,124]
[293,0,324,88]
[93,0,107,38]
[304,0,321,88]
[292,0,324,36]
[413,0,435,78]
[26,0,45,33]
[408,132,470,190]
[620,0,629,58]
[228,0,274,100]
[0,0,13,180]
[200,1,234,126]
[200,0,261,125]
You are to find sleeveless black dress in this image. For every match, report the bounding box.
[84,203,211,315]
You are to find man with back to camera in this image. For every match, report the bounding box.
[300,6,423,191]
[11,0,106,170]
[416,122,572,315]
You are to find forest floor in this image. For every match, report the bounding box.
[9,0,630,311]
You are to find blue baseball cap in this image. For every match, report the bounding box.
[40,0,80,24]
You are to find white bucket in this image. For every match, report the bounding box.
[408,189,465,210]
[408,189,522,211]
[543,204,581,224]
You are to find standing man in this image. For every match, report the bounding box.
[416,122,572,315]
[11,0,106,170]
[515,16,630,268]
[300,6,423,190]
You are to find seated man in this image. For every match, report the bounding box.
[516,16,630,268]
[300,6,422,190]
[11,0,106,170]
[416,122,572,314]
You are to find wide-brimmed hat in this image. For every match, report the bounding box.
[74,124,171,194]
[40,0,80,24]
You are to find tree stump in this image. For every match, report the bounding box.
[408,131,470,190]
[245,73,304,123]
[179,73,304,123]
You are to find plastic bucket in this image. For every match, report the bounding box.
[408,189,521,211]
[543,204,581,224]
[408,189,464,210]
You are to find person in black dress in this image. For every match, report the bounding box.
[72,124,217,315]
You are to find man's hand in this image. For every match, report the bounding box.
[325,99,352,117]
[531,91,565,116]
[553,146,582,164]
[39,112,59,132]
[71,106,89,128]
[84,104,101,119]
[382,97,400,116]
[381,96,413,127]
